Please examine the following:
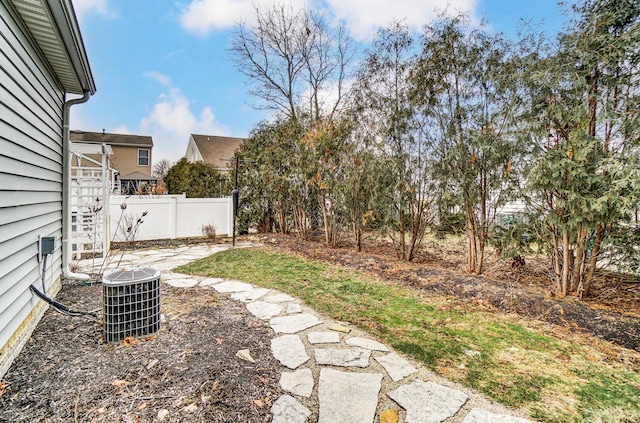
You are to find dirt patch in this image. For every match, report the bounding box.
[0,281,282,423]
[256,233,640,352]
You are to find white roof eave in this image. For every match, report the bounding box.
[9,0,95,95]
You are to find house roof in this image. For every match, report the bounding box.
[69,130,153,147]
[191,134,245,169]
[70,142,114,156]
[119,171,156,181]
[8,0,96,95]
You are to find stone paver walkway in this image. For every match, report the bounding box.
[79,244,537,423]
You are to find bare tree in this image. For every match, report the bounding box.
[352,22,437,261]
[229,4,357,124]
[153,158,172,180]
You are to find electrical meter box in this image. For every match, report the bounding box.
[40,236,55,255]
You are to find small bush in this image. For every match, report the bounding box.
[69,260,80,273]
[202,224,217,240]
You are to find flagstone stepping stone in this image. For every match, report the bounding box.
[271,335,309,369]
[270,314,322,334]
[346,337,389,352]
[318,368,383,423]
[279,368,314,397]
[161,272,184,280]
[374,353,418,382]
[213,280,254,293]
[164,278,199,288]
[387,380,468,423]
[308,331,340,344]
[262,293,297,303]
[461,409,535,423]
[199,277,224,287]
[149,252,177,258]
[133,257,163,265]
[314,348,371,368]
[247,301,283,320]
[286,303,302,314]
[271,395,311,423]
[154,261,189,271]
[103,253,139,263]
[231,287,270,302]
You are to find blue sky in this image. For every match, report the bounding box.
[70,0,573,164]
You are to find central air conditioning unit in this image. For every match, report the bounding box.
[102,267,161,343]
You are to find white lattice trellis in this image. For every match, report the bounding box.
[70,143,116,259]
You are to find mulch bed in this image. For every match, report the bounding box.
[257,233,640,352]
[0,281,283,423]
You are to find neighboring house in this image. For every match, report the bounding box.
[184,134,245,171]
[0,0,95,377]
[69,130,155,193]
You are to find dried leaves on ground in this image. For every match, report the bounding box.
[0,282,282,423]
[3,233,639,423]
[257,233,640,352]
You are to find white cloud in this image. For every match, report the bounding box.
[69,104,104,133]
[179,0,478,39]
[179,0,253,36]
[111,125,131,134]
[70,82,229,164]
[140,88,230,162]
[72,0,113,20]
[179,0,308,36]
[161,50,185,61]
[325,0,478,39]
[143,71,172,87]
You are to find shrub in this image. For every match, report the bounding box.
[202,224,217,240]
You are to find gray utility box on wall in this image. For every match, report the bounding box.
[102,268,161,343]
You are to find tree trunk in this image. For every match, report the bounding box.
[552,228,562,293]
[354,222,362,252]
[276,206,286,234]
[319,191,331,246]
[475,230,485,275]
[292,204,307,239]
[572,224,587,293]
[582,224,605,298]
[466,207,477,273]
[475,180,487,275]
[561,228,571,297]
[407,198,423,262]
[399,207,406,260]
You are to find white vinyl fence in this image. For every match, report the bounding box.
[109,194,233,242]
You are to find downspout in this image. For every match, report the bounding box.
[62,91,91,280]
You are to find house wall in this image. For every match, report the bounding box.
[109,145,152,177]
[109,195,233,241]
[0,1,65,376]
[185,137,203,162]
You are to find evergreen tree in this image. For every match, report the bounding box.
[525,0,640,296]
[412,16,526,274]
[164,158,229,199]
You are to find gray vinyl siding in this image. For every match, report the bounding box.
[0,0,65,351]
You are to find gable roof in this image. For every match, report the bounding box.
[8,0,95,94]
[191,134,244,169]
[69,130,153,147]
[119,171,156,181]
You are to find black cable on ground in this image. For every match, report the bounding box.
[29,285,99,319]
[34,253,98,319]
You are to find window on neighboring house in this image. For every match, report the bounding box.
[138,149,149,166]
